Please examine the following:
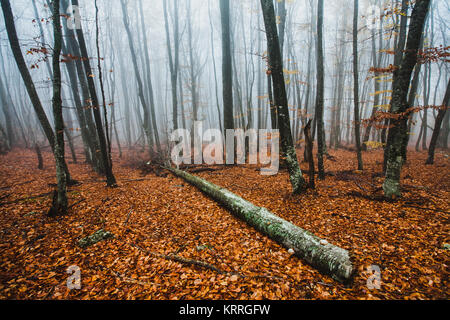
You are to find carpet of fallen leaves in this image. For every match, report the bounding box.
[0,147,448,300]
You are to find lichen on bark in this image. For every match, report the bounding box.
[78,229,114,248]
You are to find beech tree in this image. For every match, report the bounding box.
[220,0,234,132]
[352,0,363,171]
[315,0,325,180]
[383,0,431,199]
[260,0,306,194]
[48,0,68,216]
[163,0,180,132]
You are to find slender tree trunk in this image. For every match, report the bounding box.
[1,0,55,149]
[163,0,179,132]
[71,0,116,186]
[363,16,383,150]
[95,0,113,171]
[353,0,363,170]
[1,0,72,183]
[208,0,223,135]
[220,0,234,131]
[137,0,161,154]
[304,120,315,189]
[383,0,410,171]
[315,0,325,179]
[421,62,431,150]
[0,76,14,149]
[48,0,68,217]
[426,79,450,164]
[260,0,306,194]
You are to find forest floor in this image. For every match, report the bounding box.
[0,147,448,300]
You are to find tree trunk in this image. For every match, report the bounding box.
[35,144,43,170]
[138,0,161,154]
[402,34,425,160]
[48,0,68,217]
[383,0,431,199]
[163,0,179,132]
[71,0,116,187]
[353,0,363,170]
[304,120,315,189]
[166,167,353,283]
[95,0,113,171]
[208,0,223,135]
[0,77,14,149]
[426,79,450,164]
[363,15,383,151]
[315,0,325,179]
[61,0,100,169]
[260,0,306,194]
[220,0,234,131]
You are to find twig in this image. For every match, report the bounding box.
[354,181,369,193]
[124,210,133,225]
[0,193,10,202]
[132,243,230,275]
[68,198,86,210]
[0,191,53,206]
[131,243,284,282]
[401,205,449,215]
[103,265,156,287]
[0,179,36,190]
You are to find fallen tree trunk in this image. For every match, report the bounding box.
[166,167,354,283]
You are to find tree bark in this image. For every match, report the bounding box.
[71,0,116,186]
[166,167,353,283]
[315,0,325,179]
[260,0,306,194]
[220,0,234,131]
[163,0,180,132]
[139,0,161,153]
[48,0,68,217]
[304,120,315,189]
[95,0,112,171]
[353,0,363,170]
[120,0,154,157]
[426,79,450,164]
[383,0,431,199]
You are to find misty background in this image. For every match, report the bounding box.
[0,0,448,150]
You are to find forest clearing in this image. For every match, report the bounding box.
[0,147,448,300]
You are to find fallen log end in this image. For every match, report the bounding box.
[78,229,114,248]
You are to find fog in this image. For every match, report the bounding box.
[0,0,448,154]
